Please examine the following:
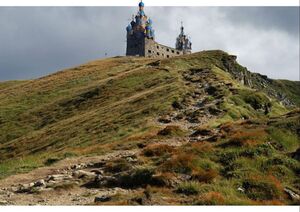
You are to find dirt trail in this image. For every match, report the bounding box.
[0,149,138,188]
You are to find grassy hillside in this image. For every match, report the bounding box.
[0,50,299,205]
[0,56,186,176]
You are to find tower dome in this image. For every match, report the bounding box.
[125,0,155,40]
[138,1,144,7]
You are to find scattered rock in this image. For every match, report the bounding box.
[147,60,160,67]
[126,157,137,163]
[47,174,73,182]
[205,86,218,95]
[185,109,204,123]
[172,101,183,109]
[92,161,106,168]
[190,128,213,137]
[94,175,118,187]
[34,179,46,187]
[0,200,8,205]
[10,187,19,193]
[208,106,222,115]
[157,125,182,136]
[137,143,146,148]
[174,113,184,120]
[206,135,219,142]
[94,195,111,203]
[71,163,87,170]
[284,188,300,201]
[73,170,97,179]
[71,164,81,170]
[237,187,245,193]
[90,169,104,175]
[158,115,172,124]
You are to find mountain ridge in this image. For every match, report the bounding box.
[0,50,299,205]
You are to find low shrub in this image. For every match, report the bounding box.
[191,169,218,183]
[142,144,175,157]
[242,91,271,111]
[44,157,60,166]
[242,175,283,201]
[267,127,299,152]
[157,125,185,137]
[263,155,300,172]
[196,192,225,205]
[176,181,201,195]
[161,152,195,174]
[225,129,266,147]
[190,142,214,154]
[240,144,274,158]
[104,158,132,173]
[116,168,162,188]
[217,150,241,165]
[151,172,176,187]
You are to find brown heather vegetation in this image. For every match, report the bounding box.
[196,192,225,205]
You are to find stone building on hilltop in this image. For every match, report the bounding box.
[126,1,192,58]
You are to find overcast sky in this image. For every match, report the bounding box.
[0,6,299,81]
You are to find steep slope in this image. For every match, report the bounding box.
[0,50,299,205]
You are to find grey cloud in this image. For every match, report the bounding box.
[0,6,299,81]
[224,7,299,37]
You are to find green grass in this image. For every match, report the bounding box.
[267,127,299,152]
[176,181,201,195]
[0,155,43,179]
[0,50,299,205]
[272,80,300,106]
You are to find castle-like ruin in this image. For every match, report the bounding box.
[126,1,192,58]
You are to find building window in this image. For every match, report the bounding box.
[167,55,170,58]
[157,52,160,55]
[148,50,152,53]
[157,46,159,49]
[171,50,175,53]
[177,51,180,54]
[167,49,170,52]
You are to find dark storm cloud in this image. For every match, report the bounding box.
[0,6,299,81]
[0,7,130,80]
[225,7,299,36]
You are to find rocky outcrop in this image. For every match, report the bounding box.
[219,53,296,107]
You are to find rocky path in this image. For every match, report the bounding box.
[157,67,227,141]
[0,149,139,205]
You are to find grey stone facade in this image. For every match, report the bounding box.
[126,36,184,58]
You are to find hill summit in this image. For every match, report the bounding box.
[0,50,299,205]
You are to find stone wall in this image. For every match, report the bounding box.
[144,38,183,58]
[126,36,184,58]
